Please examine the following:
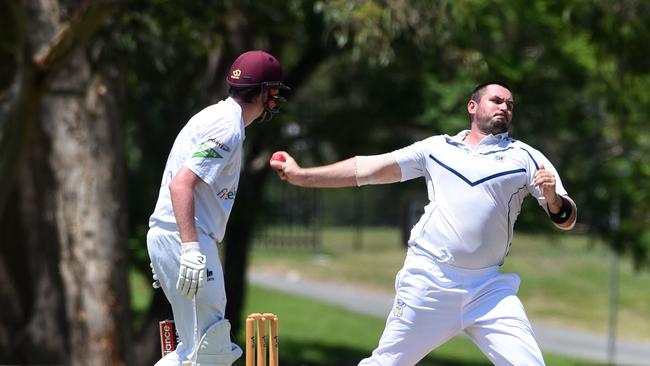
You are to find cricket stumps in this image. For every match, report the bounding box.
[246,313,279,366]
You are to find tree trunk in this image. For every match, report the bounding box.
[0,1,127,364]
[0,43,130,366]
[0,160,69,363]
[40,49,131,365]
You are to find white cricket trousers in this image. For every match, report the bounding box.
[359,249,545,366]
[147,225,227,366]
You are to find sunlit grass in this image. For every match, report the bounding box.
[130,268,153,331]
[250,226,650,341]
[127,227,620,365]
[240,285,605,366]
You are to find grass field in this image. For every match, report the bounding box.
[249,226,650,341]
[129,226,648,365]
[240,284,606,365]
[128,276,609,365]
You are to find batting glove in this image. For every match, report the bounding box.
[150,262,161,289]
[176,242,207,299]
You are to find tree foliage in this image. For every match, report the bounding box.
[310,0,650,265]
[2,0,649,364]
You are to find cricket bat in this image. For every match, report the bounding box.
[159,319,179,357]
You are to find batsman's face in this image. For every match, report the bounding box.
[470,85,514,135]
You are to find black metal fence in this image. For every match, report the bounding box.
[253,178,322,250]
[253,177,428,250]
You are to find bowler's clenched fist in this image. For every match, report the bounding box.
[269,151,301,184]
[533,164,560,210]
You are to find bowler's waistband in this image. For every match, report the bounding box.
[405,246,499,278]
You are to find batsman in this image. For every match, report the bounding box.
[147,50,289,366]
[271,82,577,365]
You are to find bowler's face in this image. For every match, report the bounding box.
[471,85,514,135]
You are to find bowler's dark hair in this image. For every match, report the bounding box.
[470,81,512,102]
[229,86,262,103]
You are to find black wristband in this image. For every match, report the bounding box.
[548,196,573,224]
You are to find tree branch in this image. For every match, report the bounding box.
[0,0,119,217]
[33,0,119,74]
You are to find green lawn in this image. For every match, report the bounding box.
[129,226,648,365]
[238,285,605,366]
[249,226,650,341]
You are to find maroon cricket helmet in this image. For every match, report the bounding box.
[226,50,289,90]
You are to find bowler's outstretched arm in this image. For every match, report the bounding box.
[269,152,401,188]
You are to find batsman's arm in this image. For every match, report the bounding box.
[269,152,401,188]
[169,166,201,242]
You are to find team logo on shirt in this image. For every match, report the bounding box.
[192,143,223,159]
[217,188,237,200]
[493,155,505,162]
[208,138,231,152]
[393,298,406,317]
[207,269,214,282]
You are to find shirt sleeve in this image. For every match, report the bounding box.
[522,146,568,208]
[183,121,239,185]
[390,137,435,182]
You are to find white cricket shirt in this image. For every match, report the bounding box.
[149,97,244,242]
[392,130,567,269]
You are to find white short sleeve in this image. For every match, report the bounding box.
[390,137,437,182]
[184,123,238,185]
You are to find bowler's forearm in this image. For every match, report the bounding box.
[294,158,358,188]
[292,154,402,188]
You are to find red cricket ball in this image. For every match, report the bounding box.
[271,152,286,162]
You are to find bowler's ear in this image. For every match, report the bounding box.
[467,99,478,115]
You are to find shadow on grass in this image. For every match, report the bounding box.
[234,338,492,366]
